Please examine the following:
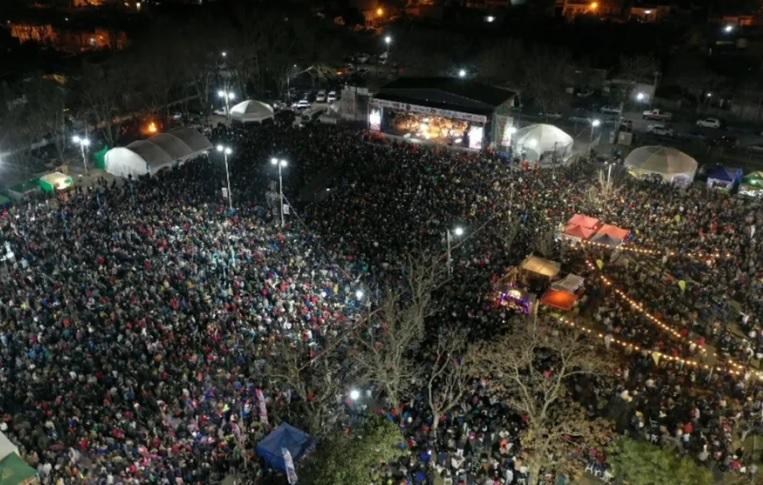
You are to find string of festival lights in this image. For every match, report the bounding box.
[564,237,731,262]
[583,259,758,379]
[548,313,747,378]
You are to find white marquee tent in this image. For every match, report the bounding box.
[512,124,573,163]
[229,100,274,123]
[104,128,213,178]
[624,146,698,188]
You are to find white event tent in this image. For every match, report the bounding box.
[512,124,574,163]
[229,100,274,123]
[624,146,698,188]
[104,128,213,178]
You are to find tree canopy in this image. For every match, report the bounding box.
[609,438,714,485]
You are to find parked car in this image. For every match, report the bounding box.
[292,99,310,110]
[696,117,721,128]
[600,105,622,115]
[355,53,370,64]
[746,143,763,153]
[327,91,337,103]
[647,124,674,137]
[315,90,326,103]
[575,88,594,98]
[642,109,673,121]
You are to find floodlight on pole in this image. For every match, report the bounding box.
[486,15,495,23]
[458,69,467,78]
[349,389,361,401]
[72,134,91,173]
[384,35,392,45]
[724,25,734,33]
[446,226,465,276]
[636,92,646,102]
[590,119,601,143]
[216,145,234,210]
[355,289,364,300]
[270,157,288,227]
[218,90,236,121]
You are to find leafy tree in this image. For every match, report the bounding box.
[303,416,406,485]
[609,438,713,485]
[468,319,613,483]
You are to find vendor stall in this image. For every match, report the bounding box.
[519,255,561,280]
[706,165,742,192]
[540,289,578,311]
[563,214,602,241]
[37,171,74,193]
[739,171,763,197]
[592,224,630,246]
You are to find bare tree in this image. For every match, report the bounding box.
[79,62,134,147]
[618,55,658,84]
[426,329,470,435]
[21,76,68,162]
[468,319,613,483]
[265,335,345,437]
[353,255,445,411]
[521,47,573,115]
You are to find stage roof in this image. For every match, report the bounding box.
[373,77,516,116]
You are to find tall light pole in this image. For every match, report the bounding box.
[72,135,90,173]
[270,157,288,227]
[216,145,233,210]
[384,35,392,56]
[458,68,467,79]
[218,90,236,121]
[446,226,464,276]
[590,118,601,143]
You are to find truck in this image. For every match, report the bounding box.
[642,108,673,121]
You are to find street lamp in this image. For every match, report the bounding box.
[355,289,364,301]
[590,118,601,143]
[72,135,90,173]
[446,226,464,276]
[458,69,467,79]
[636,92,646,102]
[217,90,236,121]
[270,157,288,227]
[486,15,495,23]
[216,145,234,210]
[724,25,734,34]
[221,51,227,58]
[349,389,361,401]
[383,35,392,58]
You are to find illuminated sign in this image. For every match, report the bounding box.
[369,109,382,131]
[468,125,484,150]
[370,98,488,123]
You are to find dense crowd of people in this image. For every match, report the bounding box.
[1,119,763,484]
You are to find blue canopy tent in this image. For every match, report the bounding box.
[706,165,742,191]
[256,423,314,472]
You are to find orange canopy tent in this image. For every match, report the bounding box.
[594,224,630,242]
[563,223,598,240]
[540,289,578,311]
[567,214,601,230]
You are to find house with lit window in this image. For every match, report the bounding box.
[556,0,621,20]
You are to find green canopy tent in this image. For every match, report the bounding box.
[0,453,37,485]
[37,172,74,194]
[0,431,36,485]
[94,146,109,170]
[739,171,763,197]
